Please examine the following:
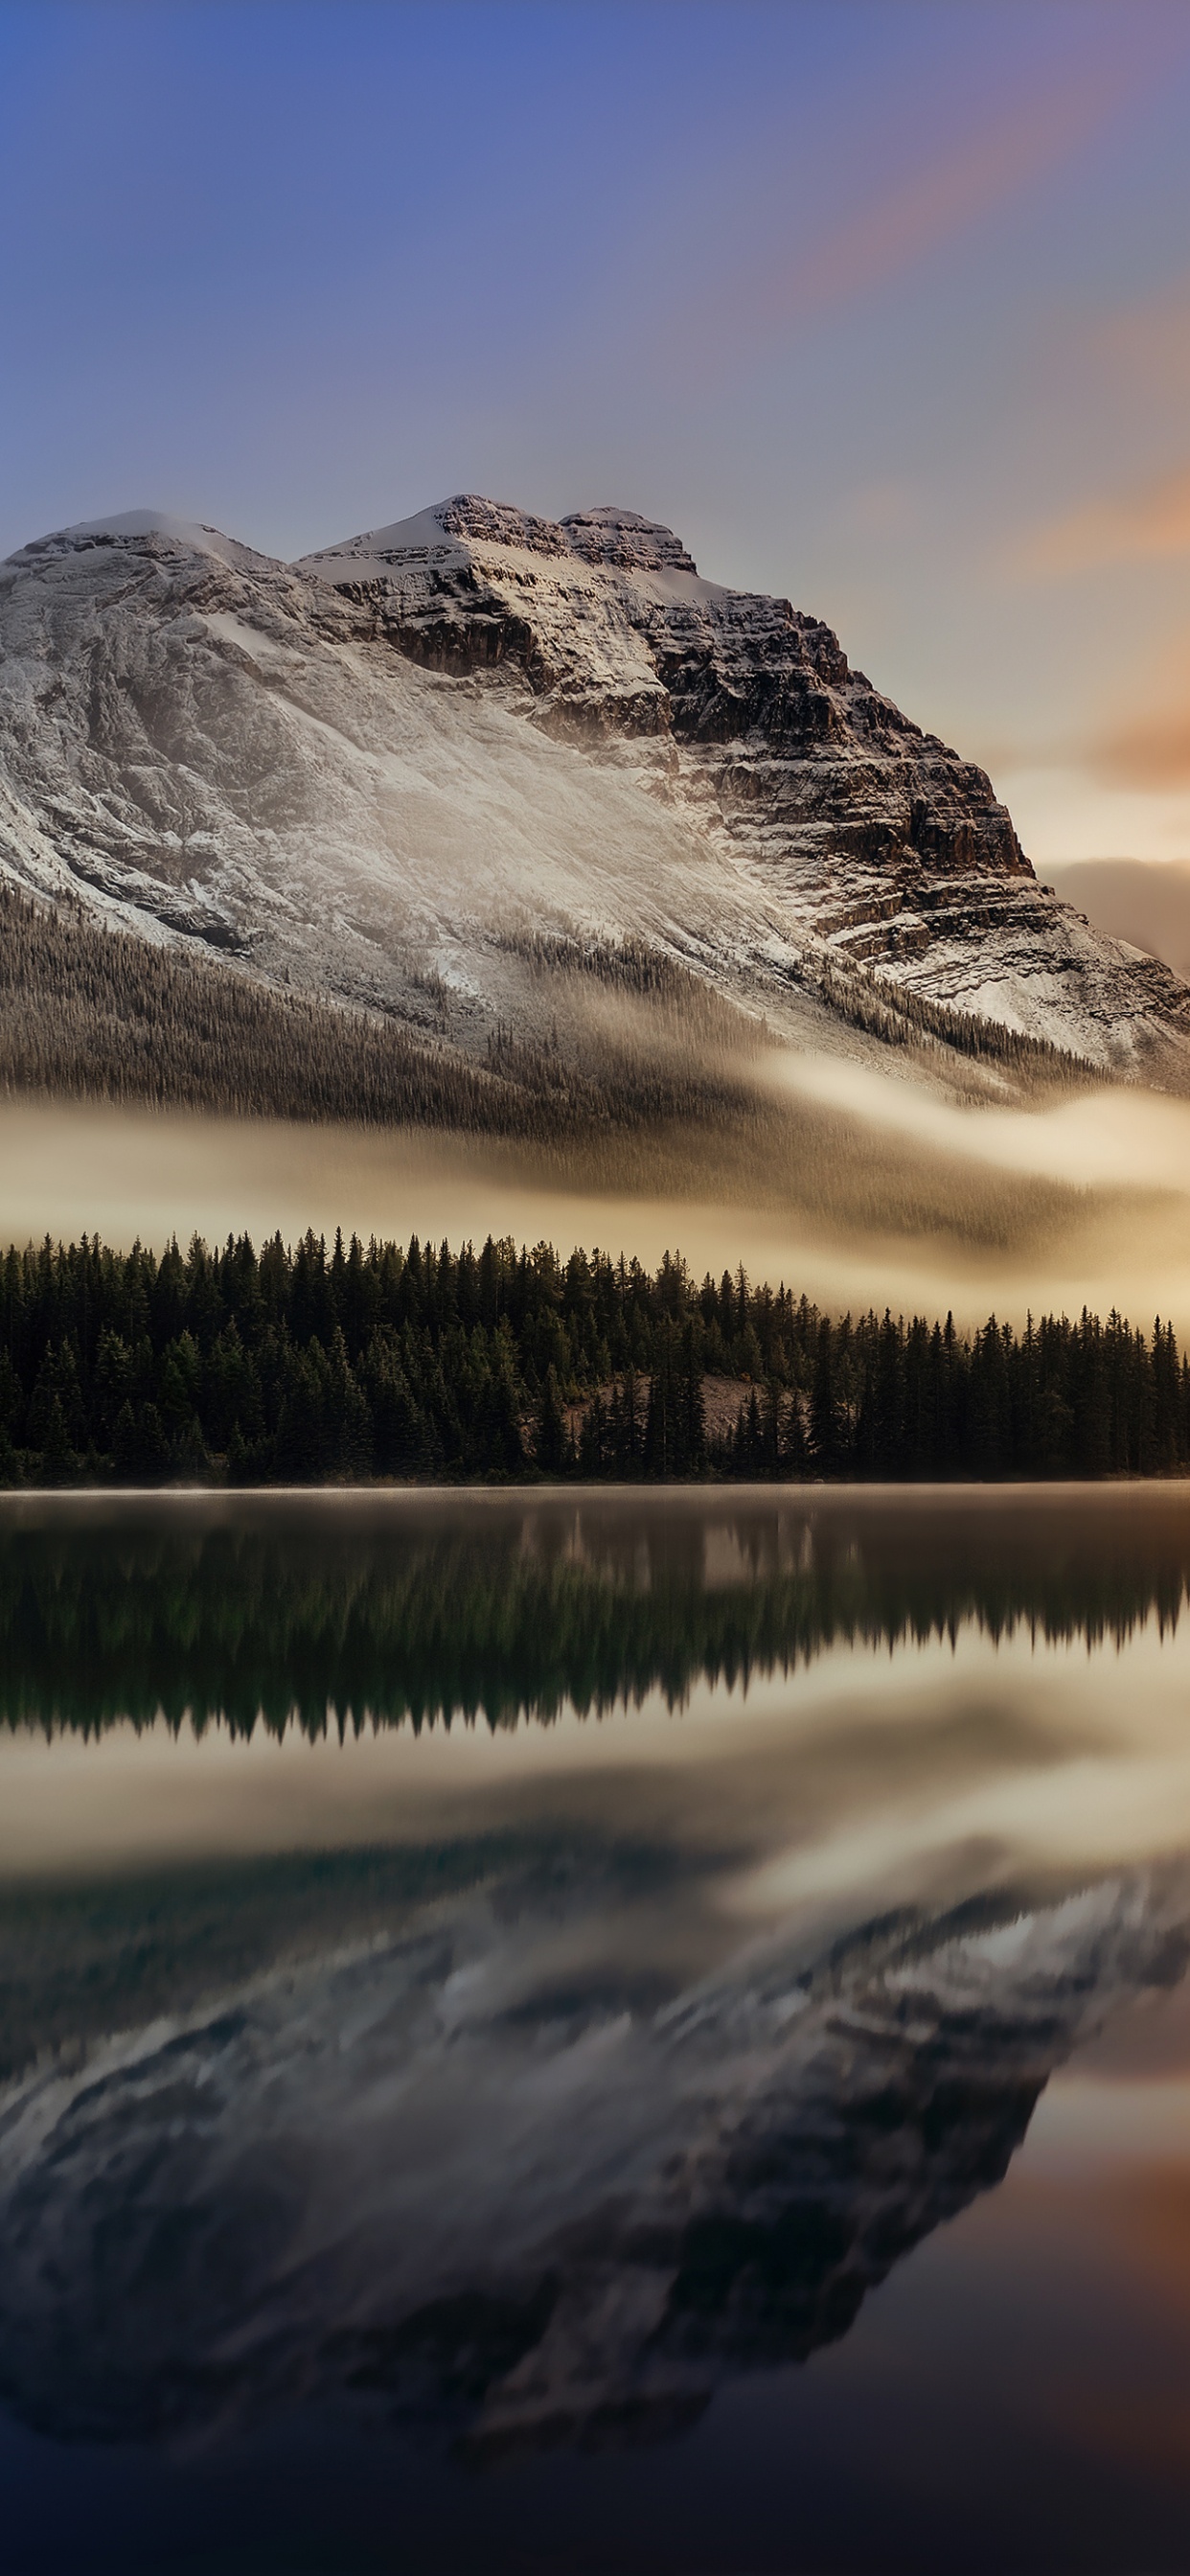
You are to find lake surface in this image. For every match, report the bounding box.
[4,1485,1190,2574]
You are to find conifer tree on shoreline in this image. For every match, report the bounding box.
[0,1226,1186,1488]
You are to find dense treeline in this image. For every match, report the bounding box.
[0,1226,1187,1485]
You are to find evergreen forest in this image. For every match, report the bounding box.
[0,1226,1187,1487]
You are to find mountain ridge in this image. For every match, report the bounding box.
[1,494,1187,1101]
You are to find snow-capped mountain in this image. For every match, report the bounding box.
[1,496,1187,1079]
[0,1850,1183,2453]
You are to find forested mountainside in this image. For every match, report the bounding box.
[1,500,1188,1115]
[0,874,1087,1120]
[1,1225,1184,1488]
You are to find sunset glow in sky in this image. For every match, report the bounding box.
[4,0,1190,869]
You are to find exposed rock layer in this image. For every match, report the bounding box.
[1,499,1187,1076]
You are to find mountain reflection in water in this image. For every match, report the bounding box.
[2,1488,1190,2490]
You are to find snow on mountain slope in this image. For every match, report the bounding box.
[304,496,1190,1073]
[2,499,1188,1079]
[0,514,839,1066]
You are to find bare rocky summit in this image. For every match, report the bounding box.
[1,494,1187,1085]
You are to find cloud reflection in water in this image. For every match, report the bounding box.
[2,1490,1190,2462]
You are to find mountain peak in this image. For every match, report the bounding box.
[5,508,265,573]
[300,494,572,569]
[4,486,1188,1079]
[560,507,698,575]
[432,494,571,556]
[298,495,700,581]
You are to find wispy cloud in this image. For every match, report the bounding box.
[1019,461,1190,580]
[1092,702,1190,790]
[1077,634,1190,789]
[768,72,1128,328]
[690,26,1190,365]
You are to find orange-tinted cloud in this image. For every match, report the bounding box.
[1021,461,1190,581]
[1080,634,1190,789]
[1092,702,1190,790]
[712,24,1190,356]
[772,73,1126,328]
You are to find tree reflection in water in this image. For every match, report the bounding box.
[0,1486,1187,1738]
[1,1489,1189,2462]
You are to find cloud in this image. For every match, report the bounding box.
[1077,636,1190,788]
[1092,703,1190,790]
[773,75,1121,326]
[699,27,1190,363]
[988,634,1190,805]
[1019,461,1190,580]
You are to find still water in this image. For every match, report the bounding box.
[4,1485,1190,2574]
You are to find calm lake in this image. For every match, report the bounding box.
[4,1485,1190,2575]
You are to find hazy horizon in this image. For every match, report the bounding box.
[5,1066,1190,1337]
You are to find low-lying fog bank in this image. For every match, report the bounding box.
[3,1059,1190,1331]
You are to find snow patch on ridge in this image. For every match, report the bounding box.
[2,493,1189,1079]
[6,510,273,574]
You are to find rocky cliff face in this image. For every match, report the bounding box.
[302,496,1190,1070]
[1,498,1187,1080]
[0,1852,1185,2455]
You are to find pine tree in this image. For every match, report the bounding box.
[535,1367,567,1475]
[811,1320,838,1475]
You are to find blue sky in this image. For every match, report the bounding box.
[5,0,1190,864]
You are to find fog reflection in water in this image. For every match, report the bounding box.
[4,1488,1190,2572]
